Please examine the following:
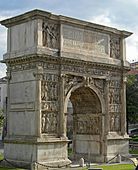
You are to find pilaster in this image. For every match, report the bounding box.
[33,66,43,137]
[104,78,110,135]
[121,76,127,135]
[59,74,66,138]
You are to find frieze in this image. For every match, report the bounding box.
[43,63,59,70]
[10,62,36,71]
[62,64,111,77]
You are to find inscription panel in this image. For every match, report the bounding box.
[62,25,109,57]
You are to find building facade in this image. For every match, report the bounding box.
[0,9,132,168]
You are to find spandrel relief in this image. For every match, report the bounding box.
[41,112,57,134]
[64,75,84,95]
[42,21,59,49]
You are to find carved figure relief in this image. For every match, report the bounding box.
[61,64,110,77]
[41,74,58,102]
[110,36,120,59]
[41,73,58,134]
[109,79,121,113]
[41,101,58,111]
[64,75,104,97]
[109,79,121,131]
[41,112,57,134]
[42,21,59,49]
[76,115,101,135]
[41,81,48,101]
[109,89,120,104]
[110,113,120,131]
[64,75,84,96]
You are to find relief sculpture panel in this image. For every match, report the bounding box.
[109,79,121,131]
[110,36,120,59]
[42,21,59,49]
[76,114,101,135]
[41,112,57,134]
[41,73,59,134]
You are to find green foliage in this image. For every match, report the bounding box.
[126,75,138,124]
[129,149,138,154]
[0,108,4,128]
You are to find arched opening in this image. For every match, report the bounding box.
[66,86,103,162]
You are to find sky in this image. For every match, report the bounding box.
[0,0,138,78]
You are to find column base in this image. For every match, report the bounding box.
[3,136,71,169]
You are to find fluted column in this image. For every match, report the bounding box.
[104,78,110,135]
[5,70,11,138]
[121,76,127,135]
[33,66,43,137]
[59,74,66,138]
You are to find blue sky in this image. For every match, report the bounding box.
[0,0,138,77]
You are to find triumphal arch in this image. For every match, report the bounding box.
[1,9,132,168]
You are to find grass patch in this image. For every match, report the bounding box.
[130,149,138,154]
[92,164,135,170]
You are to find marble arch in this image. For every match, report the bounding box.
[0,9,132,168]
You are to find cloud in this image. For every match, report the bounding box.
[90,11,117,28]
[0,26,7,60]
[89,11,138,62]
[0,64,6,78]
[0,0,138,68]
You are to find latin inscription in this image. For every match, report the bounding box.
[62,25,109,57]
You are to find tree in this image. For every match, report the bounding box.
[126,75,138,124]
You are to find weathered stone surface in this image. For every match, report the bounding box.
[0,9,132,168]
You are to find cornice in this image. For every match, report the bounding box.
[0,9,132,38]
[1,54,129,72]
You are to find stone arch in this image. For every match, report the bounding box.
[64,83,105,162]
[64,83,105,114]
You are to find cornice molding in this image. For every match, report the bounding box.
[2,54,129,72]
[0,9,132,38]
